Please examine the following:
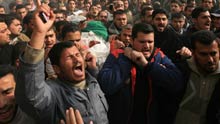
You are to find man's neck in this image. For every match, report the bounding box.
[72,80,86,89]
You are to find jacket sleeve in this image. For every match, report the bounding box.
[15,46,54,120]
[97,53,132,95]
[145,54,184,94]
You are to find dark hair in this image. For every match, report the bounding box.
[48,1,59,10]
[54,9,66,14]
[171,12,185,20]
[0,65,17,79]
[184,5,194,11]
[141,6,153,17]
[132,23,154,39]
[0,15,6,23]
[22,12,34,25]
[5,14,21,26]
[187,0,195,4]
[61,23,81,40]
[48,41,76,66]
[113,10,126,19]
[16,4,26,11]
[9,2,17,10]
[191,30,217,49]
[191,7,209,18]
[171,0,182,5]
[141,3,152,10]
[0,5,6,9]
[55,20,69,32]
[152,1,161,10]
[152,8,169,19]
[98,10,108,17]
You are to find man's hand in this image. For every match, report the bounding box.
[124,47,148,67]
[108,34,117,42]
[85,52,97,70]
[60,107,93,124]
[109,35,125,49]
[114,39,125,49]
[176,46,192,58]
[30,0,55,49]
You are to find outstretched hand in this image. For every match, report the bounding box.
[176,46,192,58]
[60,107,93,124]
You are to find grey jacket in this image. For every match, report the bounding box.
[16,58,108,124]
[11,106,36,124]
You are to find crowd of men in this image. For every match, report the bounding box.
[0,0,220,124]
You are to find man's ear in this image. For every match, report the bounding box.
[52,65,61,75]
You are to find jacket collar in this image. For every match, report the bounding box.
[187,57,220,76]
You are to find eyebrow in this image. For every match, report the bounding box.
[1,87,14,94]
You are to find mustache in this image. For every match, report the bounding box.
[0,105,13,114]
[207,62,216,66]
[158,24,166,27]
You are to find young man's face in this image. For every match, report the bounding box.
[55,13,65,22]
[184,6,194,18]
[171,17,185,32]
[114,14,127,29]
[68,0,76,11]
[170,3,181,14]
[212,16,220,29]
[96,4,102,12]
[114,1,124,11]
[0,22,11,45]
[0,73,16,124]
[0,8,5,14]
[202,0,213,10]
[16,8,28,20]
[63,31,81,43]
[56,46,86,83]
[193,40,219,74]
[45,29,57,49]
[120,28,132,46]
[194,11,211,30]
[98,11,108,23]
[123,0,129,10]
[9,19,22,36]
[143,9,153,24]
[152,13,168,32]
[131,32,154,58]
[90,6,99,16]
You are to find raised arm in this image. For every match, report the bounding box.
[30,0,55,49]
[15,0,56,120]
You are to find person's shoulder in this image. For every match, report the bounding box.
[86,71,98,83]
